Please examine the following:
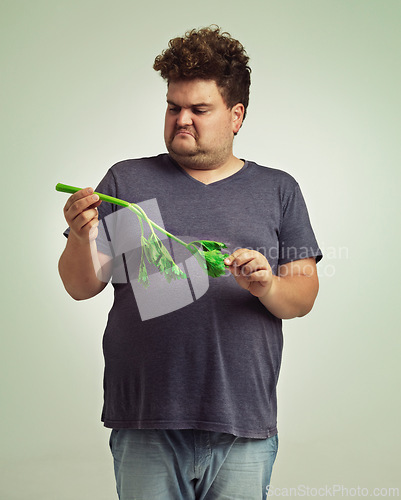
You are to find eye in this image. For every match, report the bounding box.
[168,106,180,114]
[193,109,207,115]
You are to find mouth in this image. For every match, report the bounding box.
[175,129,195,138]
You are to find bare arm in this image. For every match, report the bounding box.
[58,187,112,300]
[224,250,319,320]
[258,258,319,319]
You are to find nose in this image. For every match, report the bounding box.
[176,109,193,128]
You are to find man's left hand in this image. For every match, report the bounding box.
[224,249,273,298]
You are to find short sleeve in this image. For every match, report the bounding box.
[278,184,322,266]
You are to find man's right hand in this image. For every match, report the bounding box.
[59,187,110,300]
[63,187,102,244]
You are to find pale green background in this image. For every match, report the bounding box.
[1,0,400,498]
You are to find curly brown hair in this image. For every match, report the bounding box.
[153,26,251,119]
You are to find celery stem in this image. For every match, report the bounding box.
[55,183,191,249]
[128,204,189,249]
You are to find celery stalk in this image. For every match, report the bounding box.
[56,182,228,282]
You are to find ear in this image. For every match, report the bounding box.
[231,103,245,134]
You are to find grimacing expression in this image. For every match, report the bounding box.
[164,79,244,170]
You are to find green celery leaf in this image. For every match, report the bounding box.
[144,232,186,282]
[138,235,150,287]
[138,258,149,287]
[204,249,229,278]
[187,240,229,278]
[144,233,163,266]
[189,240,227,252]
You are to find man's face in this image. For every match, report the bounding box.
[164,79,243,170]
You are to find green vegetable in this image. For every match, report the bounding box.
[56,183,229,286]
[187,240,229,278]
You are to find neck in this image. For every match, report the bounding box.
[174,156,244,185]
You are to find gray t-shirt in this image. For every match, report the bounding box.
[81,153,322,438]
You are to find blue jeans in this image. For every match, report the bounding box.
[109,428,278,500]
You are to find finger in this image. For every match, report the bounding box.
[245,270,270,283]
[72,207,99,231]
[225,249,256,267]
[241,258,271,276]
[88,219,100,241]
[87,199,102,210]
[227,255,269,278]
[64,187,94,212]
[227,262,243,278]
[65,192,100,221]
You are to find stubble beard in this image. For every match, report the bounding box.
[166,136,232,171]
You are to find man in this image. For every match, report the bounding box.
[59,26,322,500]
